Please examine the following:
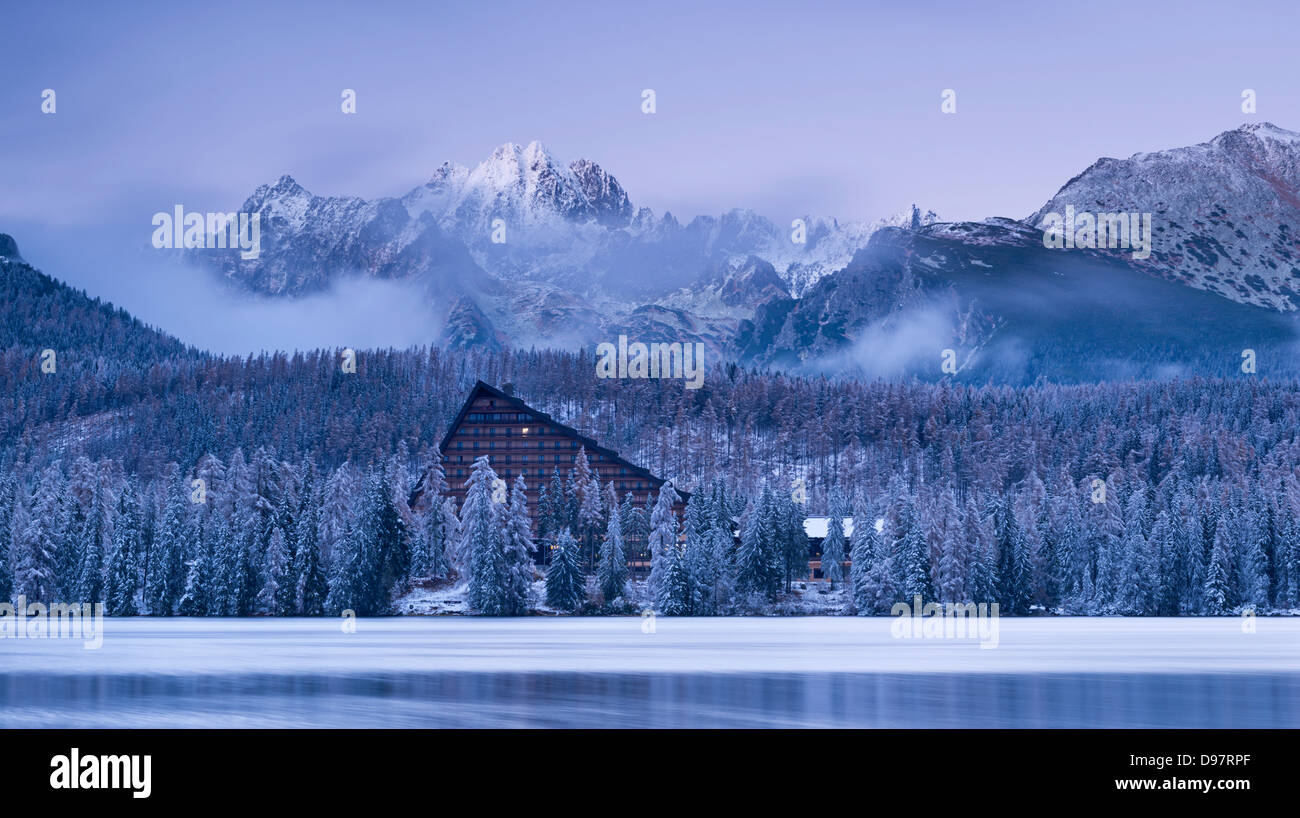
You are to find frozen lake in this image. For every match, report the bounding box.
[2,617,1298,727]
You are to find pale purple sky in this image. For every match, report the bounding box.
[1,0,1296,348]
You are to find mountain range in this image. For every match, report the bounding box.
[103,123,1300,380]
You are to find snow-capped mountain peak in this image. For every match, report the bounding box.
[1031,122,1300,310]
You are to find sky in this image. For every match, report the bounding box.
[1,0,1297,350]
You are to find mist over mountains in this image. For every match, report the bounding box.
[167,123,1300,382]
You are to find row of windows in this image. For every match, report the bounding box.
[450,465,646,485]
[451,439,607,460]
[447,449,624,468]
[446,452,631,469]
[466,412,533,423]
[462,429,585,446]
[449,436,587,449]
[451,475,649,492]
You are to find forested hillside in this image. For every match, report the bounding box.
[3,243,1299,616]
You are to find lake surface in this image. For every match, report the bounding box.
[2,618,1297,728]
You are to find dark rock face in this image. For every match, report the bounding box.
[0,233,22,262]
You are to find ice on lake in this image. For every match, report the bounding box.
[2,617,1297,728]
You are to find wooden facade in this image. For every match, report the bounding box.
[436,381,685,569]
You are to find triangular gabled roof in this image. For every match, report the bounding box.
[439,381,685,496]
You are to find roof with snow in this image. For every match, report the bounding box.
[803,516,854,539]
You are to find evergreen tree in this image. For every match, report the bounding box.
[597,482,628,604]
[325,516,384,616]
[736,484,778,601]
[821,486,848,588]
[778,492,808,590]
[573,447,603,568]
[501,475,536,616]
[15,466,62,603]
[849,490,874,611]
[964,496,997,605]
[256,527,291,615]
[371,460,412,598]
[896,504,930,603]
[293,505,329,617]
[178,517,218,616]
[545,528,585,612]
[146,469,189,615]
[1203,521,1234,615]
[0,473,14,604]
[462,456,507,615]
[990,494,1030,614]
[655,540,692,615]
[289,468,327,614]
[410,461,451,579]
[104,478,142,615]
[707,523,736,615]
[646,482,682,600]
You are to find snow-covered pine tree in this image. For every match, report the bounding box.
[989,493,1029,614]
[821,486,848,588]
[655,538,692,615]
[684,493,716,614]
[369,460,412,600]
[855,513,895,615]
[935,494,965,604]
[1241,514,1271,612]
[178,515,218,616]
[14,465,62,603]
[0,474,12,604]
[409,460,447,579]
[1149,510,1181,616]
[439,496,460,577]
[501,475,536,616]
[319,461,360,569]
[597,482,628,605]
[146,466,190,615]
[962,496,997,607]
[1203,514,1234,615]
[540,468,566,551]
[736,484,778,602]
[545,528,585,612]
[621,491,648,546]
[573,447,603,569]
[646,482,681,601]
[256,527,290,615]
[778,492,807,591]
[708,522,736,614]
[325,514,384,616]
[291,473,328,616]
[104,478,143,615]
[461,456,506,615]
[895,503,930,604]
